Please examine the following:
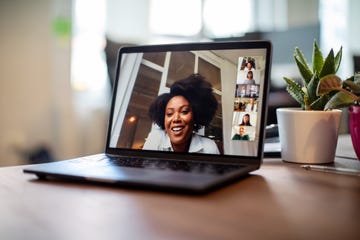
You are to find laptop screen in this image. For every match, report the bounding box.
[107,41,271,160]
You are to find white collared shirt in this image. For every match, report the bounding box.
[143,127,220,154]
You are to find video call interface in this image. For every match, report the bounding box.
[109,48,267,157]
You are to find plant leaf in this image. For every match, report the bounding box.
[319,49,335,78]
[283,77,305,105]
[294,51,313,85]
[307,75,320,104]
[294,47,309,68]
[310,94,330,110]
[317,74,342,95]
[304,95,310,110]
[334,46,342,73]
[324,91,357,110]
[347,75,355,81]
[312,40,324,74]
[344,79,360,93]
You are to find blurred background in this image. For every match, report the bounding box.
[1,0,359,166]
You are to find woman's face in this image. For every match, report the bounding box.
[164,95,194,152]
[243,115,249,123]
[246,62,252,70]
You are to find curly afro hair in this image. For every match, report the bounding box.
[148,74,218,132]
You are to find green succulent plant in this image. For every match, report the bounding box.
[283,40,359,110]
[317,73,360,110]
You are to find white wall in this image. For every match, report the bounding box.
[348,0,360,55]
[287,0,319,27]
[0,0,85,166]
[0,1,53,165]
[0,0,144,167]
[106,0,150,43]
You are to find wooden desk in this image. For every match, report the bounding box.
[1,136,359,240]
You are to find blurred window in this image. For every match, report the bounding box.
[203,0,253,38]
[150,0,253,38]
[71,0,107,91]
[149,0,202,36]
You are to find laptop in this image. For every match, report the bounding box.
[24,40,272,194]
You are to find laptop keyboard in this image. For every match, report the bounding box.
[108,157,245,175]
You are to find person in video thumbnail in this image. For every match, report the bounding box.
[245,61,255,71]
[143,74,220,154]
[240,113,252,126]
[243,70,256,85]
[232,126,250,140]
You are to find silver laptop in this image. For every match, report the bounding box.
[24,41,272,194]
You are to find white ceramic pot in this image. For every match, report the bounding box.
[276,108,342,164]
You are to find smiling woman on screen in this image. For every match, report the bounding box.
[143,74,219,154]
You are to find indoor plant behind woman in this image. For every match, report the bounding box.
[277,40,359,164]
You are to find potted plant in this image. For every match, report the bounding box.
[317,72,360,160]
[276,40,354,164]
